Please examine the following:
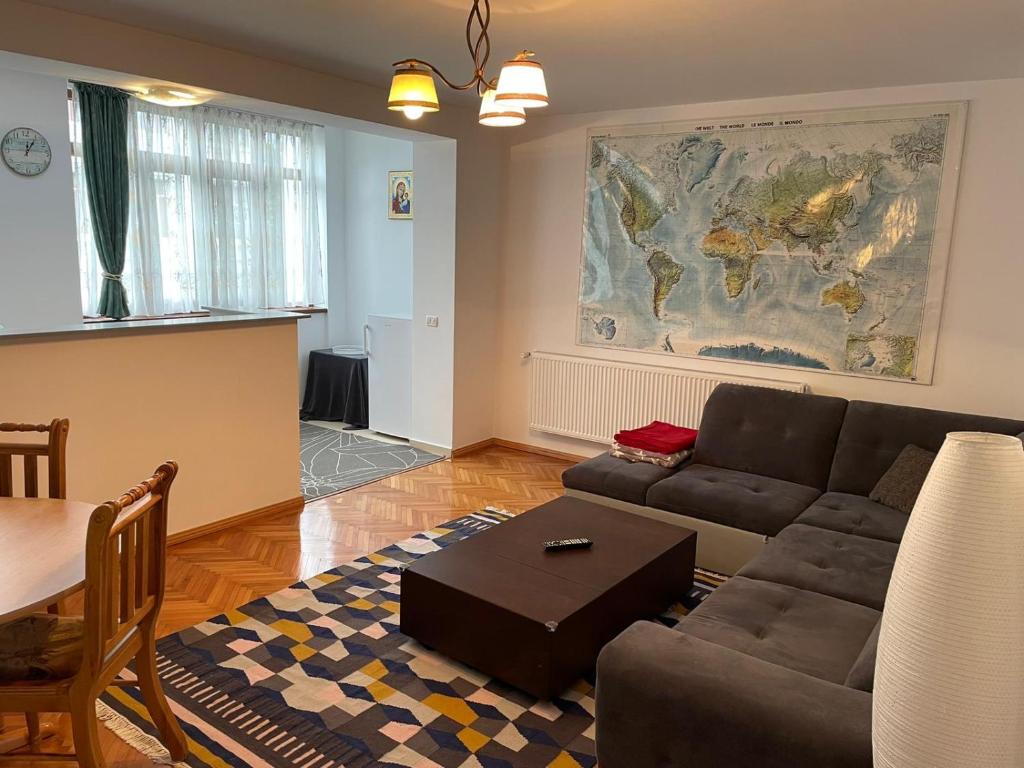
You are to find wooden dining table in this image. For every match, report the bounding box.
[0,497,95,624]
[0,497,94,753]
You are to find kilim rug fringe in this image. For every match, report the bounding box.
[97,699,189,767]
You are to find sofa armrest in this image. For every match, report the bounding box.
[596,621,872,768]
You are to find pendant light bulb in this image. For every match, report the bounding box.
[387,65,440,120]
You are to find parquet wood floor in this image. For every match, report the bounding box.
[1,445,571,766]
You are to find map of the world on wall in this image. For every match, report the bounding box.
[577,103,967,382]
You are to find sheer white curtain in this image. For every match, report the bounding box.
[71,94,326,316]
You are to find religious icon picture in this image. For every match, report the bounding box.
[388,170,413,219]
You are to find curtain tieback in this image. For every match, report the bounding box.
[101,272,123,282]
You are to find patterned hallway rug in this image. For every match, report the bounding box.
[98,509,724,768]
[300,422,443,501]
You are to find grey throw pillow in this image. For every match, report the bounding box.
[1018,431,1024,444]
[869,444,937,514]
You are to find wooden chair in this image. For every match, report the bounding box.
[0,420,69,750]
[0,462,188,767]
[0,420,69,501]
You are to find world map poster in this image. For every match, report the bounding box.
[577,102,967,383]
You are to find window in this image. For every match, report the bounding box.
[70,94,327,317]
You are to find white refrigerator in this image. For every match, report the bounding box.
[364,315,412,439]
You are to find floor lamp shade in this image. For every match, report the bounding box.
[873,432,1024,767]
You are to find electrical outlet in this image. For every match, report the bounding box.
[426,315,439,328]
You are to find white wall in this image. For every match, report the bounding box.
[495,78,1024,457]
[344,130,414,334]
[411,138,457,450]
[324,127,415,347]
[0,69,81,331]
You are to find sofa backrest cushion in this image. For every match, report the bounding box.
[694,384,848,490]
[844,619,880,692]
[829,401,1024,496]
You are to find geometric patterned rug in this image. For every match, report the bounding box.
[98,509,724,768]
[300,422,442,501]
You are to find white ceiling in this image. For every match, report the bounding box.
[23,0,1024,114]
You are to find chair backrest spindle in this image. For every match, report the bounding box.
[83,461,178,672]
[0,419,69,499]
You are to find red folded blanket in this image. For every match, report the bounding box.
[614,421,698,454]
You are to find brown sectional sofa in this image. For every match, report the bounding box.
[560,384,1024,768]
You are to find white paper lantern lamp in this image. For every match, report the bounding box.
[873,431,1024,767]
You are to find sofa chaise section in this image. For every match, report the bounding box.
[561,450,680,506]
[596,620,873,768]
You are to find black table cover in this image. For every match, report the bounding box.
[300,349,369,428]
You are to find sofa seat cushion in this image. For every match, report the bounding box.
[738,524,898,610]
[677,576,881,685]
[561,451,680,506]
[795,492,909,543]
[646,464,821,537]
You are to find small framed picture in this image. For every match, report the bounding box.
[388,170,413,220]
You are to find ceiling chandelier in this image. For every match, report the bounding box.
[387,0,548,127]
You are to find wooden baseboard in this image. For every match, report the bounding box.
[452,437,588,463]
[168,495,305,546]
[450,438,496,457]
[491,438,588,463]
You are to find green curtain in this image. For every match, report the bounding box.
[74,82,131,319]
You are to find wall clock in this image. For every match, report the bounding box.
[2,127,52,177]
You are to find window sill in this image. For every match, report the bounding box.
[268,306,328,314]
[83,311,210,324]
[83,307,327,323]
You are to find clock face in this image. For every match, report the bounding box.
[2,127,52,177]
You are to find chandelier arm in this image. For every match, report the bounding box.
[474,0,492,79]
[391,0,513,102]
[392,58,482,91]
[465,0,482,65]
[466,0,493,95]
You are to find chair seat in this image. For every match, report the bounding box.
[646,464,821,536]
[0,613,84,683]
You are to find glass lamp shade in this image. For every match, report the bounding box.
[494,58,549,108]
[478,89,526,127]
[135,86,213,107]
[387,68,440,120]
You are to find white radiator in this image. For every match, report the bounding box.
[528,352,807,443]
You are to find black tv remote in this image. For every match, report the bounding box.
[544,537,593,551]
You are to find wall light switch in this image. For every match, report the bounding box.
[426,315,439,328]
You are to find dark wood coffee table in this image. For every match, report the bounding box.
[400,496,696,699]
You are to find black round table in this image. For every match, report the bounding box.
[300,349,369,428]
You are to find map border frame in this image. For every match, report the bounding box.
[575,101,969,385]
